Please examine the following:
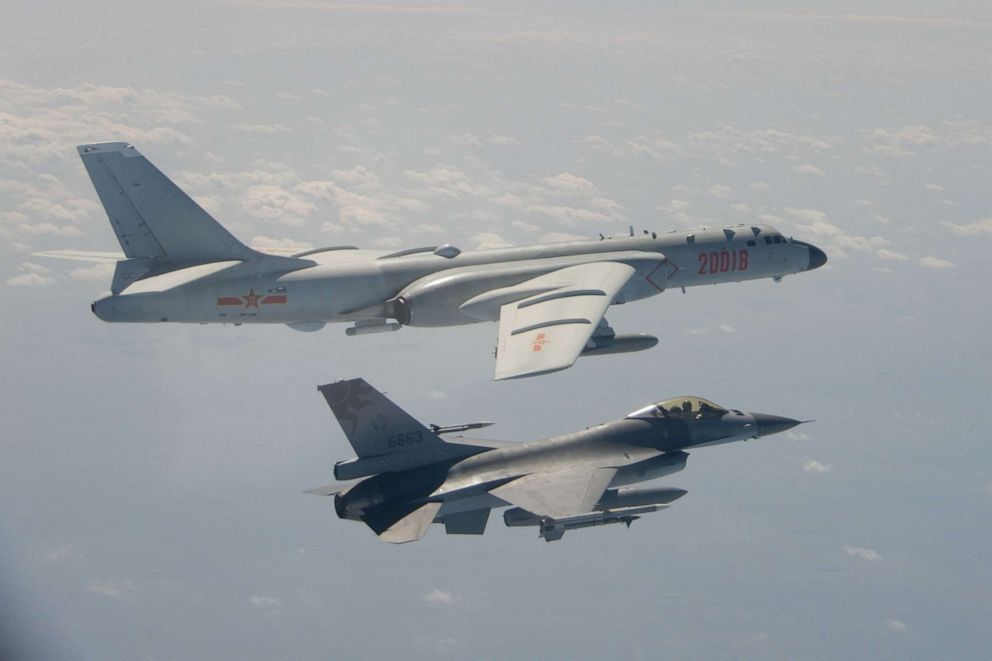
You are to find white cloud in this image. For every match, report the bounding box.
[248,235,313,254]
[331,165,381,190]
[487,133,520,145]
[233,123,292,134]
[750,181,770,192]
[416,635,459,652]
[241,185,314,227]
[843,545,881,561]
[887,618,909,633]
[626,132,681,160]
[35,545,73,564]
[12,221,83,237]
[925,184,944,193]
[178,162,299,191]
[918,256,956,269]
[5,273,53,287]
[875,249,909,261]
[296,180,397,229]
[6,262,55,287]
[403,166,490,198]
[423,587,461,607]
[785,208,891,258]
[249,595,282,608]
[867,120,992,156]
[802,460,831,474]
[708,184,734,199]
[87,578,134,597]
[526,204,611,226]
[943,218,992,236]
[371,236,404,249]
[473,232,512,250]
[579,134,625,158]
[793,164,825,175]
[69,262,115,281]
[543,172,596,193]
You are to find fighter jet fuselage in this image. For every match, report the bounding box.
[313,381,803,543]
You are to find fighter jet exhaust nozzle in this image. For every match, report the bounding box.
[751,413,802,437]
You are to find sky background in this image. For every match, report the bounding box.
[2,1,991,659]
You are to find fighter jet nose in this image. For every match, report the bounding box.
[751,413,802,437]
[806,244,827,271]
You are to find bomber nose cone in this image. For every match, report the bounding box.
[751,413,802,437]
[806,244,827,271]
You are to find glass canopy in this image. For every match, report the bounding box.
[628,396,728,420]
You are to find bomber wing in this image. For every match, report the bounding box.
[492,261,640,380]
[489,466,618,520]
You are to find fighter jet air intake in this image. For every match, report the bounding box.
[40,142,826,379]
[306,378,805,543]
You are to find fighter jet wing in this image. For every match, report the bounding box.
[489,466,618,520]
[493,261,637,380]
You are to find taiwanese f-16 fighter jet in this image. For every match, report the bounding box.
[42,142,826,379]
[306,378,805,543]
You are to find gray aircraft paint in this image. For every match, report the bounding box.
[57,142,826,379]
[312,380,803,543]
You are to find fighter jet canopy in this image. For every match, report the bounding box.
[627,396,728,419]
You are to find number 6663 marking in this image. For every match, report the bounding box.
[698,249,748,275]
[387,430,424,448]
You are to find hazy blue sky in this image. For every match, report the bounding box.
[2,2,990,659]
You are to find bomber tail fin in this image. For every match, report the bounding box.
[77,142,256,263]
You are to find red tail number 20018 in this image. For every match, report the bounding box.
[698,249,748,275]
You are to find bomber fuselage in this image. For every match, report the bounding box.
[91,224,825,328]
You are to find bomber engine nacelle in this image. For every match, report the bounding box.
[580,332,658,357]
[390,266,553,327]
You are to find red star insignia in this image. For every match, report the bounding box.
[242,288,262,308]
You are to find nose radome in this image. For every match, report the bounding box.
[806,244,827,271]
[751,413,802,437]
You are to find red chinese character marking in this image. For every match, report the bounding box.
[532,332,547,352]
